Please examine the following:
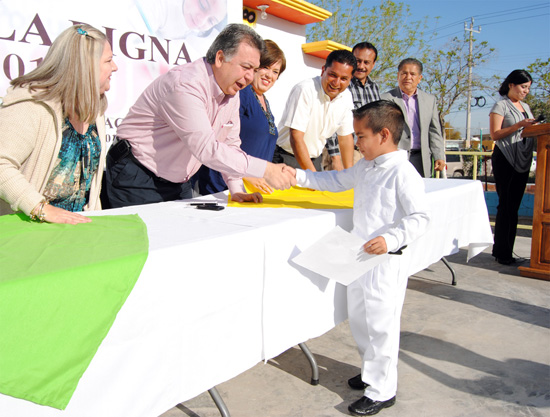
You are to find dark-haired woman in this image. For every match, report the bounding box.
[489,69,536,265]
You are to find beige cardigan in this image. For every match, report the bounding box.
[0,87,106,216]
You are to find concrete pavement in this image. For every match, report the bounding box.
[161,234,550,417]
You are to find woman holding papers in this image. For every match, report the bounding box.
[193,39,286,195]
[489,69,536,265]
[0,24,118,224]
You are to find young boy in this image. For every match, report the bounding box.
[295,100,430,416]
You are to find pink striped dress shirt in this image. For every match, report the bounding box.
[117,58,267,195]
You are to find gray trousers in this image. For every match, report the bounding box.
[409,149,427,177]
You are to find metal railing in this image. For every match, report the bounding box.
[443,150,537,181]
[444,150,493,181]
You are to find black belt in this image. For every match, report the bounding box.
[410,149,421,154]
[108,137,132,164]
[275,145,294,157]
[275,145,321,162]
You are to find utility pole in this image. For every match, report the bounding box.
[464,17,481,148]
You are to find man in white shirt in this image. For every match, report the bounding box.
[273,50,356,171]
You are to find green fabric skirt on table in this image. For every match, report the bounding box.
[0,213,149,409]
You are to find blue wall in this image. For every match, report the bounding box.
[484,191,535,217]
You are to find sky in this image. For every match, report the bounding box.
[402,0,550,137]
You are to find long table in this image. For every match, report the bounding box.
[0,179,493,417]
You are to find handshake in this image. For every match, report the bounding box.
[264,162,298,190]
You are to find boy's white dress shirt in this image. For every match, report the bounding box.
[296,150,429,250]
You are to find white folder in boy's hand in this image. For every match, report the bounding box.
[291,226,390,286]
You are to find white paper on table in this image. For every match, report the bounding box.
[291,226,390,286]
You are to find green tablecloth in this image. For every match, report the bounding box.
[0,213,148,409]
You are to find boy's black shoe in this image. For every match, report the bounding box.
[347,374,368,390]
[348,396,396,416]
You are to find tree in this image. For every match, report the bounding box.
[443,121,462,140]
[422,35,495,120]
[524,58,550,121]
[306,0,434,90]
[307,0,499,134]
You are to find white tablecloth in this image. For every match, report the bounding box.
[0,179,493,417]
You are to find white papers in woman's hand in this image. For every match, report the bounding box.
[291,226,390,286]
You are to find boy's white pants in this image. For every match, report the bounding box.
[347,258,409,401]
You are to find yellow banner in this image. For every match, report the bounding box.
[229,186,354,209]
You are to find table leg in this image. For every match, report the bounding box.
[208,387,231,417]
[441,257,457,286]
[298,342,319,385]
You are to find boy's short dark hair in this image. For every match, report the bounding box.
[353,100,405,145]
[325,49,357,73]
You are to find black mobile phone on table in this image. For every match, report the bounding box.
[196,204,224,211]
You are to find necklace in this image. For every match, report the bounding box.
[253,90,276,136]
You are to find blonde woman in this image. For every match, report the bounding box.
[0,24,117,224]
